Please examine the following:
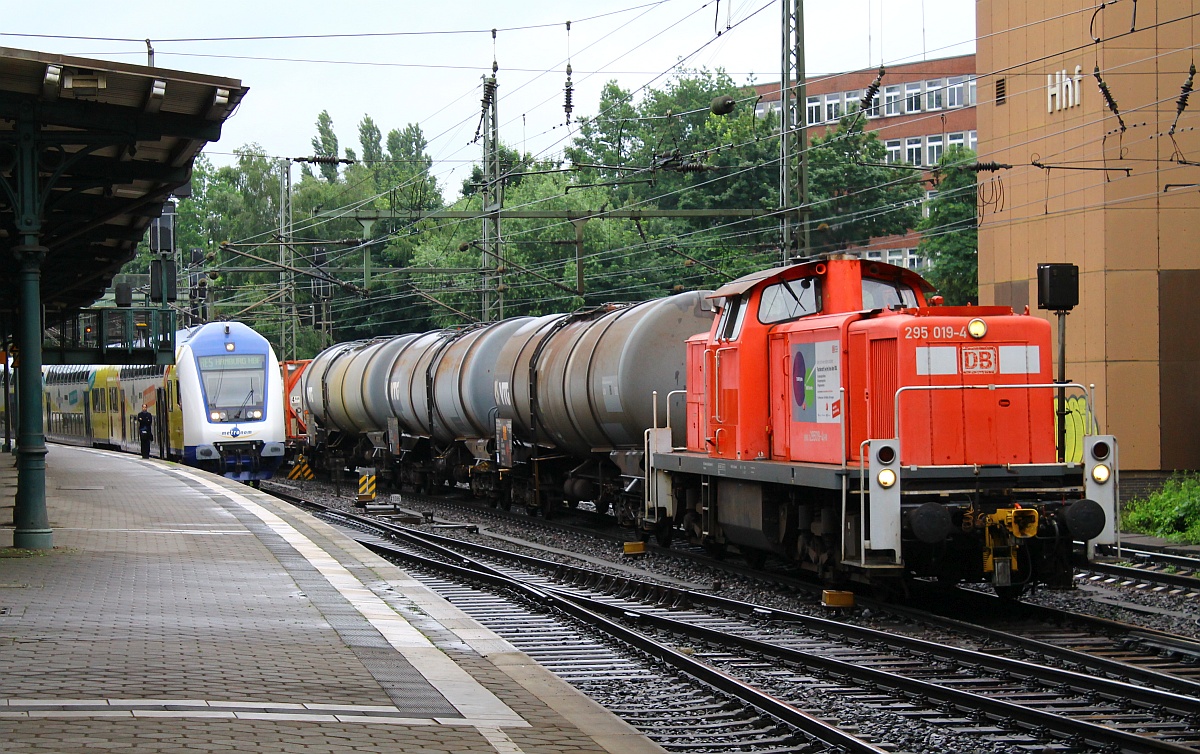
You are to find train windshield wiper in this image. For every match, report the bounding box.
[233,387,255,420]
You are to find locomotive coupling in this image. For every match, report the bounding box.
[984,508,1039,539]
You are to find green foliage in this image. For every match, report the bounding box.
[918,146,978,305]
[1122,473,1200,544]
[146,68,925,351]
[807,117,923,253]
[311,110,341,183]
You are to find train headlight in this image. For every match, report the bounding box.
[1091,464,1111,484]
[967,318,988,339]
[877,468,897,488]
[225,342,235,352]
[250,410,262,419]
[210,411,221,421]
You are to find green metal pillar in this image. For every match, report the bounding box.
[10,111,51,549]
[12,244,49,548]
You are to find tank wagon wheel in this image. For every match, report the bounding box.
[594,499,611,515]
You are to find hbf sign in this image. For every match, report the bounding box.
[1048,65,1083,113]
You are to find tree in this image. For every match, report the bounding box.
[311,110,341,183]
[806,116,923,254]
[358,115,383,165]
[918,146,978,305]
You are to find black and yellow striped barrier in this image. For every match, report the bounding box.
[357,467,377,503]
[287,456,314,481]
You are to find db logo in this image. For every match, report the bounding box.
[961,346,998,374]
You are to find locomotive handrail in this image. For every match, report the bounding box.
[664,389,687,449]
[712,346,737,424]
[892,381,1096,462]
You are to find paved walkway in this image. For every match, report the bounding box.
[0,445,665,753]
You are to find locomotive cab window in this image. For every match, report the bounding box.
[715,295,748,341]
[758,277,821,324]
[862,277,918,310]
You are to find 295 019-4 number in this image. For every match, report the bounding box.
[903,325,968,339]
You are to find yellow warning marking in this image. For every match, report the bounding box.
[287,459,314,481]
[357,473,376,501]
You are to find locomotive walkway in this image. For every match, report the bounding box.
[0,445,663,754]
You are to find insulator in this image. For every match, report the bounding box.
[1092,65,1127,132]
[481,77,496,109]
[710,94,736,116]
[859,65,885,111]
[969,161,1009,172]
[564,79,574,122]
[308,155,341,165]
[1171,62,1196,135]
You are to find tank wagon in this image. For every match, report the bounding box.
[302,293,716,523]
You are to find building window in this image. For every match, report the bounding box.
[923,190,939,218]
[866,250,883,261]
[755,101,770,119]
[948,131,965,151]
[907,251,925,270]
[843,90,861,114]
[885,139,902,164]
[887,249,906,266]
[947,76,965,108]
[967,77,977,106]
[906,137,923,165]
[905,82,923,113]
[884,85,902,116]
[994,77,1005,105]
[925,79,944,110]
[863,91,879,117]
[926,135,944,165]
[968,130,978,152]
[825,93,842,122]
[806,95,821,124]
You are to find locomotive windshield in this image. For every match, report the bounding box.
[196,353,267,422]
[862,277,919,310]
[758,277,821,324]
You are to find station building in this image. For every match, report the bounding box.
[975,1,1200,476]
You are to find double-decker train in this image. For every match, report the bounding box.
[43,321,287,483]
[297,255,1118,596]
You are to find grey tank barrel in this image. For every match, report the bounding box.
[301,290,716,454]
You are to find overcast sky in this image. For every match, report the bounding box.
[3,0,974,196]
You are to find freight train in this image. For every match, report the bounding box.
[43,321,287,483]
[298,256,1117,596]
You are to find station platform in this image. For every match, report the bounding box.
[0,445,665,754]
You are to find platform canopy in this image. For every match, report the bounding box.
[0,46,247,318]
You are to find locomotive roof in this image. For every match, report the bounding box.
[709,258,934,302]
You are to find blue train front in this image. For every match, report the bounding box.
[176,322,286,482]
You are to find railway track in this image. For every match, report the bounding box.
[278,489,1200,753]
[1086,545,1200,593]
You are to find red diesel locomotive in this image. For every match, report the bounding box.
[646,255,1115,596]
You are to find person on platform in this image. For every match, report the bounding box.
[137,404,154,459]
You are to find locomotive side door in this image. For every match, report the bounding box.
[768,333,789,459]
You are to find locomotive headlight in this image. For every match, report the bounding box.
[210,411,221,421]
[1091,464,1111,484]
[967,318,988,339]
[250,409,262,419]
[225,342,235,352]
[877,468,897,488]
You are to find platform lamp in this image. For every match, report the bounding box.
[1037,263,1079,463]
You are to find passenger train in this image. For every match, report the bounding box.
[299,255,1117,596]
[43,321,287,483]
